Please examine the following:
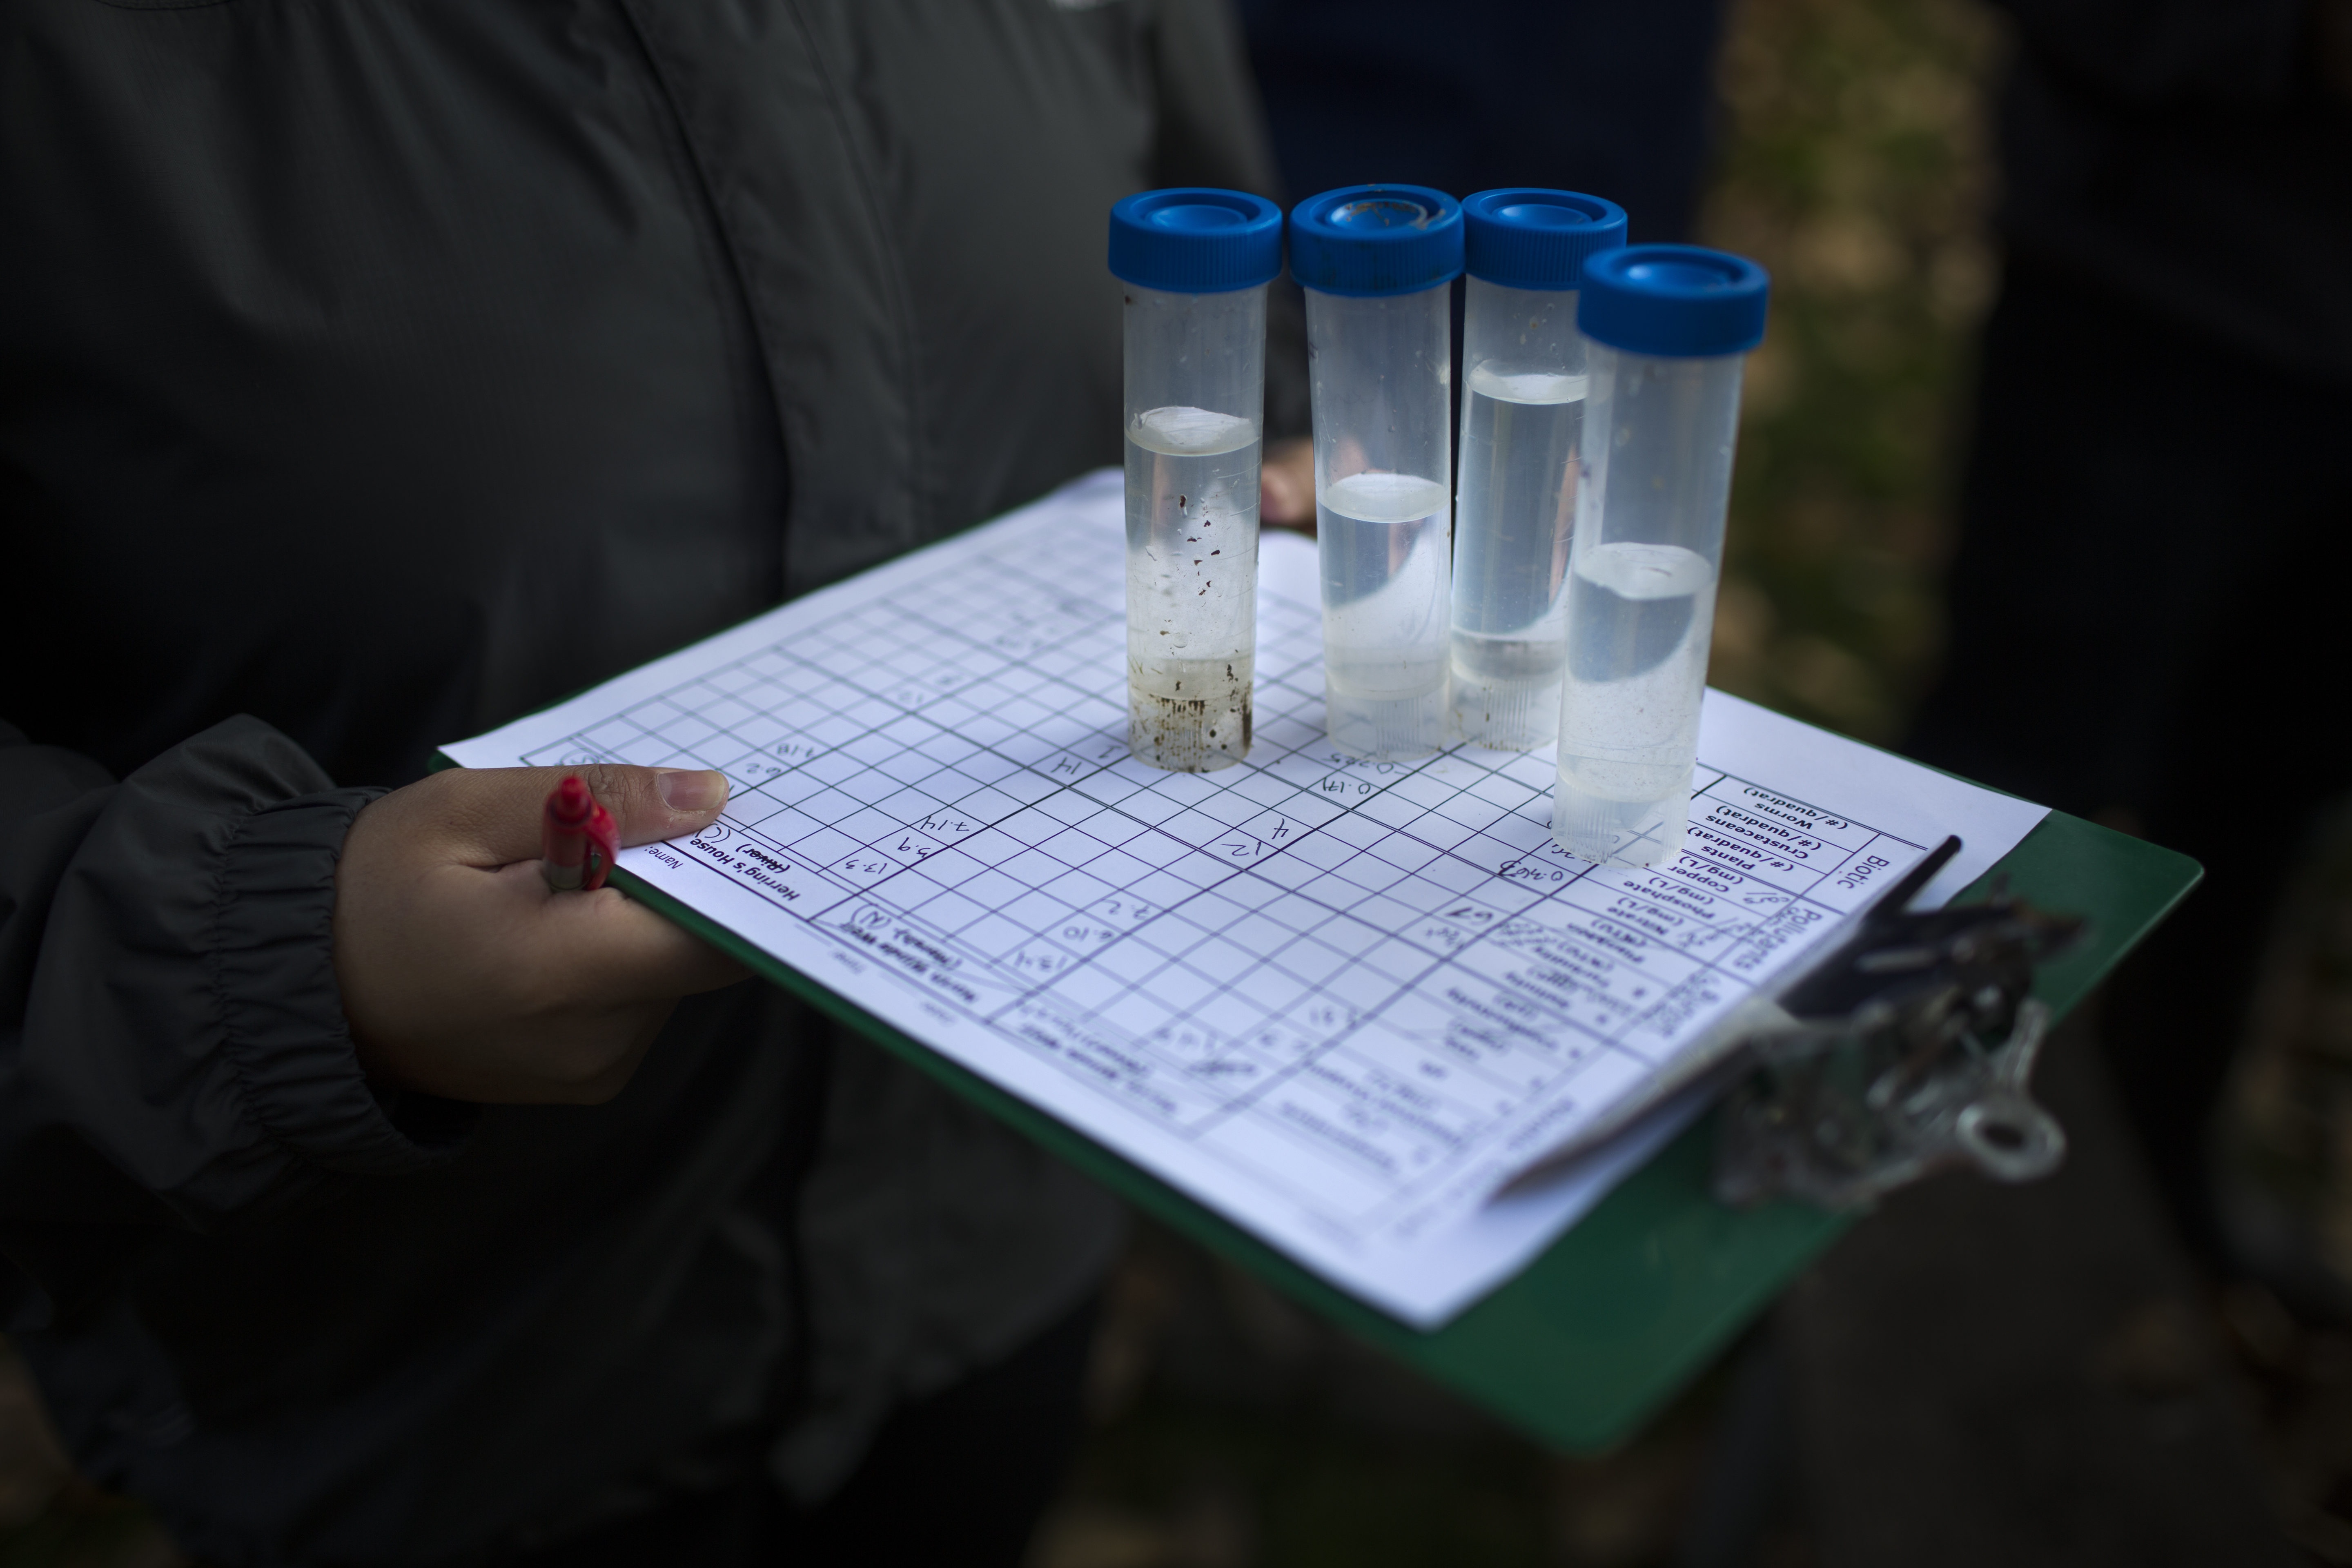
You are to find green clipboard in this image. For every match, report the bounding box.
[449,723,2196,1449]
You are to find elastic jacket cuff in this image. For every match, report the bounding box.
[208,788,478,1177]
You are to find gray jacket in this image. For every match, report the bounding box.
[0,2,1298,1562]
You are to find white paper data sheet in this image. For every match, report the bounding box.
[443,471,2047,1327]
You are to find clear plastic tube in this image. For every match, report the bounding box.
[1305,284,1453,761]
[1449,275,1588,749]
[1551,344,1745,866]
[1124,282,1265,771]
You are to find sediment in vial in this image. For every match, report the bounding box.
[1128,655,1252,772]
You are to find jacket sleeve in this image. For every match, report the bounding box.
[0,715,475,1282]
[1149,0,1313,443]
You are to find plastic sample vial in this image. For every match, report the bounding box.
[1109,188,1283,771]
[1551,244,1770,868]
[1449,189,1628,750]
[1290,185,1465,761]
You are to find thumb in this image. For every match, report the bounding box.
[428,763,730,867]
[1260,436,1316,528]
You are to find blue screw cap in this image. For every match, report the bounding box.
[1461,189,1628,292]
[1287,185,1463,298]
[1109,189,1284,294]
[1576,245,1770,358]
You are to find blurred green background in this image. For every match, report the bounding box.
[1702,0,1995,746]
[0,0,2003,1562]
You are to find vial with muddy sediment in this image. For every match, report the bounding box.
[1125,404,1259,771]
[1110,189,1278,773]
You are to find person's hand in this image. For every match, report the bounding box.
[333,764,749,1105]
[1261,437,1315,530]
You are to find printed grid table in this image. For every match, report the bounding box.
[447,472,2188,1440]
[508,513,1934,1255]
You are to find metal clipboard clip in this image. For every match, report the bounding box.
[1715,835,2086,1210]
[1498,837,2085,1212]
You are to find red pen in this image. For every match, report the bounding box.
[541,775,619,891]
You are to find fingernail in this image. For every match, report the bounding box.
[656,768,727,812]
